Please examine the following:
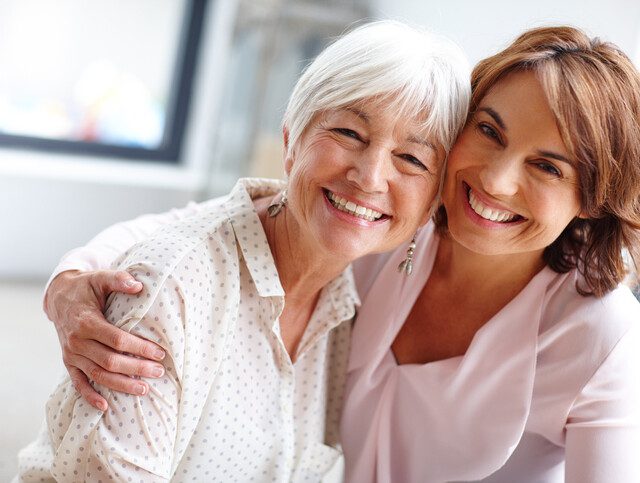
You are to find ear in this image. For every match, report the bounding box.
[283,126,294,176]
[421,199,443,226]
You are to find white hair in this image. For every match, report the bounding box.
[283,20,471,155]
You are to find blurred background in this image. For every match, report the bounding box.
[1,0,639,479]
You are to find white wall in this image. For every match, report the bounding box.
[371,0,640,66]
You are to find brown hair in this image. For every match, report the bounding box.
[436,26,640,296]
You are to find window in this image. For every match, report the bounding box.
[0,0,207,162]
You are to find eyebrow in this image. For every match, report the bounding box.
[344,107,436,151]
[537,150,575,167]
[408,135,436,151]
[477,107,506,131]
[345,107,370,122]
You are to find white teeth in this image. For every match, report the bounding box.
[326,190,384,222]
[468,189,517,223]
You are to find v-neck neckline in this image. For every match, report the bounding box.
[349,223,559,375]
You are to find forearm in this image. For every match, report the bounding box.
[46,202,205,289]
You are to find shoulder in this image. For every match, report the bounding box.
[540,272,640,352]
[104,191,245,341]
[112,191,242,291]
[111,177,282,288]
[536,272,640,401]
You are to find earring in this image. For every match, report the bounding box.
[267,189,288,217]
[397,235,417,276]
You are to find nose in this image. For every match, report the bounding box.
[345,144,390,193]
[478,154,521,197]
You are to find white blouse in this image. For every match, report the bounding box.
[343,223,640,483]
[16,178,359,482]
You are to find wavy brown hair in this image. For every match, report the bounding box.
[435,26,640,296]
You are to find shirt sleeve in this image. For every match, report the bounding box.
[564,323,640,483]
[44,235,239,481]
[45,201,209,291]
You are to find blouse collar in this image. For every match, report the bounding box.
[224,177,360,324]
[224,177,286,298]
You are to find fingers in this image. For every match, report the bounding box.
[82,339,165,378]
[73,356,151,398]
[90,322,166,362]
[92,270,143,296]
[68,366,109,411]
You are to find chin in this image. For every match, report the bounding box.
[318,234,372,262]
[448,226,503,256]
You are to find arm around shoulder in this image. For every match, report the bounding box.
[46,200,209,288]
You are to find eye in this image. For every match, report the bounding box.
[332,128,363,141]
[535,161,561,177]
[398,153,428,172]
[476,122,502,144]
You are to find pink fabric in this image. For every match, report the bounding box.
[342,223,640,483]
[45,201,209,293]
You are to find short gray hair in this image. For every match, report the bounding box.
[283,20,471,155]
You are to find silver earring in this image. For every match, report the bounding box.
[397,235,417,276]
[267,189,288,217]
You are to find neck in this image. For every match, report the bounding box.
[433,233,546,297]
[256,198,350,306]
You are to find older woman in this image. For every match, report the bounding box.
[15,21,470,482]
[26,26,640,483]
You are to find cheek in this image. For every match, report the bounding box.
[399,178,439,225]
[447,129,476,167]
[529,188,580,233]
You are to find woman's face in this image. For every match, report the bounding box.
[285,98,445,261]
[442,70,583,260]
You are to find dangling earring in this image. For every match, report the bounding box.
[268,188,288,217]
[397,235,417,276]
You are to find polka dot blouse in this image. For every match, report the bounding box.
[16,178,359,482]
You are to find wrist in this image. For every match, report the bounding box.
[43,269,82,319]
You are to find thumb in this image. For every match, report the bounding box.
[92,270,143,296]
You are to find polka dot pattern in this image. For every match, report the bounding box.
[16,178,359,482]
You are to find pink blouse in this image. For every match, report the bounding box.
[342,223,640,483]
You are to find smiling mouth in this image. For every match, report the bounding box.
[466,185,524,223]
[324,189,387,222]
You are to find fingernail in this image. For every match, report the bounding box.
[124,279,142,288]
[95,400,108,411]
[151,366,165,377]
[153,349,166,360]
[136,384,147,395]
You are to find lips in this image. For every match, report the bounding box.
[465,184,523,223]
[324,189,387,222]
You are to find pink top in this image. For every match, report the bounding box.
[343,223,640,483]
